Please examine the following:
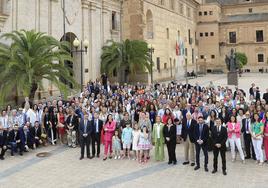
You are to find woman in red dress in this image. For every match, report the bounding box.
[57,106,66,144]
[162,108,174,125]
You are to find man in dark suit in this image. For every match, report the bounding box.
[21,123,32,151]
[241,111,256,160]
[211,118,228,175]
[181,112,196,166]
[193,116,209,172]
[79,113,92,160]
[8,125,24,156]
[0,126,8,160]
[91,112,103,158]
[249,83,255,96]
[194,83,202,92]
[182,104,194,119]
[183,83,192,90]
[263,88,268,104]
[30,121,42,149]
[255,87,261,101]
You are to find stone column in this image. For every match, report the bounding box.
[102,5,111,45]
[81,0,90,84]
[89,2,102,81]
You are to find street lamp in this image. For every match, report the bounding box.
[204,55,207,75]
[195,55,198,76]
[72,38,89,92]
[148,46,154,84]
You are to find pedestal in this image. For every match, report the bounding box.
[175,56,185,81]
[227,71,238,86]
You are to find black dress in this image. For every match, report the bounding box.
[163,124,177,163]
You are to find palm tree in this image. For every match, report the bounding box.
[0,30,78,104]
[101,39,151,83]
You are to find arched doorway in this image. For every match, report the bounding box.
[146,10,153,39]
[60,32,78,89]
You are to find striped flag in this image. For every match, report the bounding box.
[180,39,184,56]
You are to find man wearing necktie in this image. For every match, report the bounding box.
[193,116,209,172]
[91,112,103,158]
[211,118,228,175]
[241,111,256,160]
[181,112,196,166]
[79,113,92,160]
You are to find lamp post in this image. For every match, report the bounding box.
[195,55,198,76]
[204,55,207,75]
[72,38,89,92]
[148,46,154,84]
[185,55,188,85]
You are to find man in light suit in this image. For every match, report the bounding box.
[79,113,92,160]
[181,112,196,166]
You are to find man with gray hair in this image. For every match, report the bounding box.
[181,112,196,166]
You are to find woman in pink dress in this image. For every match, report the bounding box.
[103,114,116,160]
[262,111,268,161]
[227,115,245,163]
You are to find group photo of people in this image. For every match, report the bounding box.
[1,78,268,176]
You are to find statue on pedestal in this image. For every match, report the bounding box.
[225,48,238,72]
[225,48,238,86]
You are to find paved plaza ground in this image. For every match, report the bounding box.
[1,73,268,188]
[0,144,268,188]
[176,73,268,94]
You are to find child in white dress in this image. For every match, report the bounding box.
[138,126,152,164]
[132,123,140,160]
[112,130,121,159]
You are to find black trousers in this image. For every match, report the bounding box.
[34,138,41,147]
[166,141,177,162]
[80,136,90,157]
[92,133,101,156]
[213,147,226,171]
[195,143,208,167]
[0,146,7,157]
[244,134,256,159]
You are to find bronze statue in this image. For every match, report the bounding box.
[225,48,238,72]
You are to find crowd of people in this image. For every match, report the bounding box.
[0,77,268,176]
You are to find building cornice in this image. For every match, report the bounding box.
[222,2,268,8]
[219,19,268,25]
[143,0,197,22]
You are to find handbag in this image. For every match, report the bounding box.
[41,127,47,139]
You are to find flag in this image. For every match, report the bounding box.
[176,41,180,56]
[180,39,184,56]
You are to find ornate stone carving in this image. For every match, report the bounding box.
[64,0,80,25]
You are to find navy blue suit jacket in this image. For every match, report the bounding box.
[193,123,209,145]
[79,119,92,136]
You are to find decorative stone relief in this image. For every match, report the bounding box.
[64,0,80,25]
